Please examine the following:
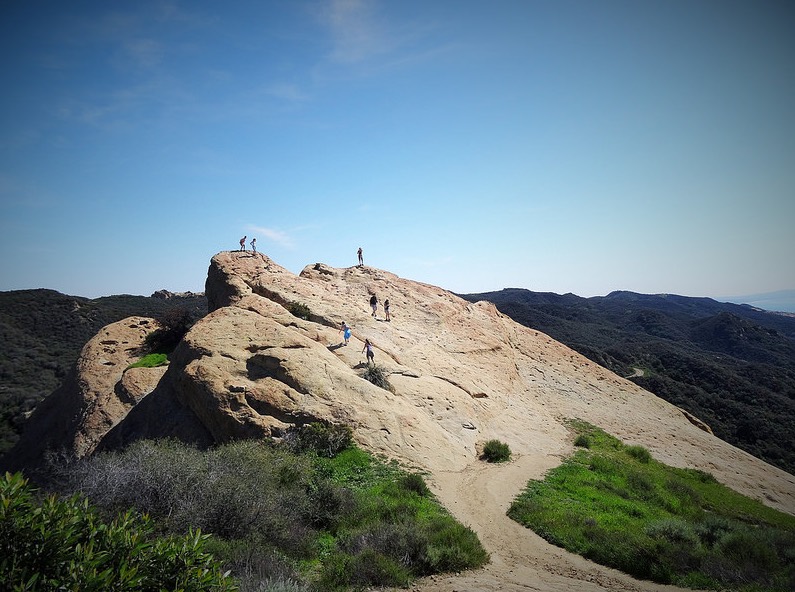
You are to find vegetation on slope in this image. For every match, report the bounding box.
[508,420,795,591]
[462,289,795,475]
[40,423,488,591]
[0,289,207,456]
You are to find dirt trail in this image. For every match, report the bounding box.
[383,454,688,592]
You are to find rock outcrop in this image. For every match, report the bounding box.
[4,250,794,590]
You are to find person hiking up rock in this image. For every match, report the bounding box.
[239,236,247,251]
[362,338,375,365]
[369,294,378,318]
[339,321,351,346]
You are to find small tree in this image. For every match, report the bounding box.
[145,307,195,353]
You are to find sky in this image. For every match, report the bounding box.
[1,0,793,302]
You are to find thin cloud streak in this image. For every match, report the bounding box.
[249,226,295,248]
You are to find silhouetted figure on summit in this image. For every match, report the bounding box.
[357,247,363,267]
[239,236,246,251]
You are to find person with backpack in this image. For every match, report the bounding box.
[369,294,378,318]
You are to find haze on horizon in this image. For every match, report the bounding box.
[1,1,793,303]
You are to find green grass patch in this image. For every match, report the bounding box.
[507,419,795,591]
[126,352,168,369]
[45,434,488,591]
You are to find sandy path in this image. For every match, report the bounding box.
[381,454,689,592]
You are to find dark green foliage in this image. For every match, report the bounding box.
[0,472,235,591]
[482,439,511,463]
[574,434,591,448]
[460,288,795,475]
[48,438,489,591]
[508,420,795,591]
[626,445,651,463]
[285,301,311,320]
[0,289,207,456]
[281,422,353,458]
[360,364,393,391]
[400,472,431,497]
[145,306,197,353]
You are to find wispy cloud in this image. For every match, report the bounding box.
[263,82,310,103]
[249,226,295,248]
[123,38,164,69]
[322,0,386,64]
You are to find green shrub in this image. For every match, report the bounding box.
[285,301,311,320]
[626,445,652,463]
[127,352,168,369]
[0,472,235,591]
[282,422,353,458]
[482,439,511,463]
[360,364,393,391]
[400,473,431,498]
[574,434,591,448]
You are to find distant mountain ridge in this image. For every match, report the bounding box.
[460,288,795,475]
[721,289,795,314]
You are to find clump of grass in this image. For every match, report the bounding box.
[574,434,591,448]
[285,301,311,320]
[481,439,511,463]
[361,364,393,392]
[626,444,652,463]
[508,419,795,590]
[127,352,168,369]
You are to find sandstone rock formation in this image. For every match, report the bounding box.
[4,250,794,592]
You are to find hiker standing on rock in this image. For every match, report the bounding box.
[250,237,257,254]
[239,236,247,251]
[370,294,378,318]
[357,247,363,267]
[340,321,351,346]
[384,299,391,321]
[362,338,375,365]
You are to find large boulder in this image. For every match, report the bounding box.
[4,250,794,522]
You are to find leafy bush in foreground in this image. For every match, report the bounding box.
[0,471,235,591]
[508,419,795,591]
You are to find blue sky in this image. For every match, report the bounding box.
[1,1,793,301]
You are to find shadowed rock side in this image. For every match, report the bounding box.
[3,251,794,590]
